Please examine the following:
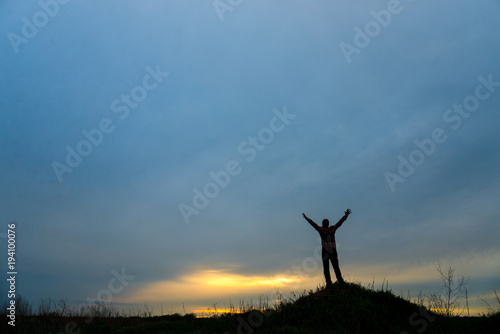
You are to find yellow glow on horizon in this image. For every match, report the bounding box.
[191,308,244,316]
[117,269,303,304]
[196,270,297,287]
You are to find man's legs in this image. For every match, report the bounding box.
[321,248,333,288]
[330,248,345,287]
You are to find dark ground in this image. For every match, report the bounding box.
[2,283,499,333]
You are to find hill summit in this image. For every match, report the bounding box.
[222,282,499,334]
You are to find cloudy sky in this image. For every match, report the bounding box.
[1,0,499,316]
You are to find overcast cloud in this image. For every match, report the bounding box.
[1,0,499,315]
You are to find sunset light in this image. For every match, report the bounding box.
[2,0,499,332]
[198,270,298,287]
[119,269,303,305]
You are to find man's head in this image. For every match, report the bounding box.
[322,219,329,227]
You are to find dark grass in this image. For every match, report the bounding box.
[2,283,499,334]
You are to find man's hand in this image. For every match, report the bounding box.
[345,208,351,216]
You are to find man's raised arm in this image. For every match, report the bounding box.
[333,208,351,229]
[302,213,321,232]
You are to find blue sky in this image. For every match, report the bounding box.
[1,0,499,315]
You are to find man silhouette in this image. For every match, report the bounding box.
[302,209,351,289]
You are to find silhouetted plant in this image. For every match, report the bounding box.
[428,263,469,316]
[0,294,33,316]
[479,290,500,316]
[38,297,55,316]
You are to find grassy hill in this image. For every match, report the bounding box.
[3,283,499,333]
